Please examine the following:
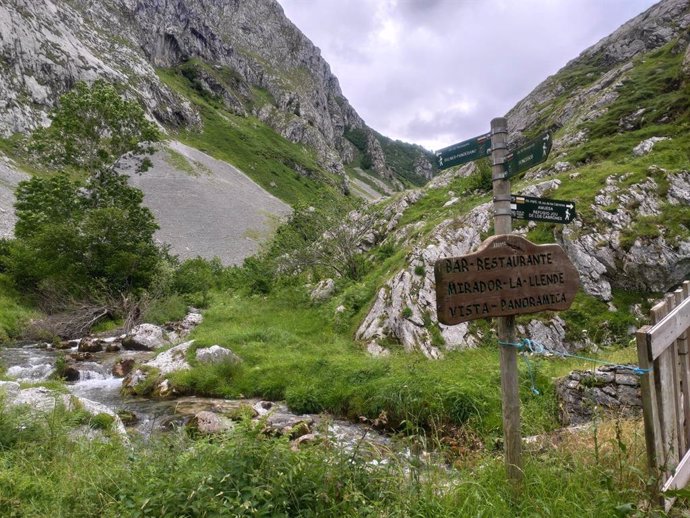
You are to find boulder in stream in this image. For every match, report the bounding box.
[0,383,127,438]
[78,337,104,353]
[122,324,170,351]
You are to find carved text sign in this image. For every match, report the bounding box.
[434,234,579,325]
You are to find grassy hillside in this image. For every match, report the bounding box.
[157,62,349,208]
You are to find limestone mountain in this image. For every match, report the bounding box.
[348,0,690,358]
[0,0,434,196]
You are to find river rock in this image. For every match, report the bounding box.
[78,337,103,353]
[195,345,241,365]
[70,352,93,362]
[122,324,170,351]
[62,365,81,382]
[0,380,21,400]
[1,385,127,436]
[104,342,122,353]
[112,358,136,378]
[556,366,642,426]
[181,310,203,330]
[173,397,257,418]
[144,340,194,376]
[264,412,313,439]
[188,410,235,434]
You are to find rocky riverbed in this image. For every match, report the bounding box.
[0,309,396,456]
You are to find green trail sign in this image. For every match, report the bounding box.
[504,132,552,178]
[435,132,491,170]
[510,194,576,224]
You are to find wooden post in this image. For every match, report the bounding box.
[490,117,523,484]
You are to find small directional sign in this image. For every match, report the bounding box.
[504,132,552,178]
[435,132,491,170]
[510,194,576,224]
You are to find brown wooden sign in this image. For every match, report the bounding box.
[434,234,579,325]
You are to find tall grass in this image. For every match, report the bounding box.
[0,396,656,517]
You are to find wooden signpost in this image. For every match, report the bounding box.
[433,117,580,485]
[435,234,579,325]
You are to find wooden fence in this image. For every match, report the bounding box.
[636,280,690,507]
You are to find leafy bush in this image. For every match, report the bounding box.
[29,80,159,174]
[9,172,163,298]
[172,257,222,306]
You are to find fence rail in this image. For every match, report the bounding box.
[637,280,690,509]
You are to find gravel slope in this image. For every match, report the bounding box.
[122,141,292,265]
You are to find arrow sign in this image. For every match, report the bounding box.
[510,194,576,224]
[504,132,552,178]
[435,132,491,170]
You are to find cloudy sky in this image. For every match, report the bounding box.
[277,0,658,151]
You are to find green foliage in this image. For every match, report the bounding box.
[88,412,115,431]
[343,127,368,154]
[0,274,36,343]
[586,40,690,140]
[140,293,188,325]
[172,256,222,307]
[344,127,436,185]
[265,202,371,282]
[9,172,162,298]
[6,82,166,303]
[169,357,243,397]
[29,80,159,174]
[376,130,436,186]
[0,398,653,517]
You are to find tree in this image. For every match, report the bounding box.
[29,80,159,175]
[10,81,163,304]
[270,204,377,281]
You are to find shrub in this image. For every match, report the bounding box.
[173,257,219,306]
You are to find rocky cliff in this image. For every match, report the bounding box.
[0,0,433,188]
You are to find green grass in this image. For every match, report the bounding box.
[0,274,37,343]
[153,283,650,442]
[162,147,197,176]
[0,393,659,517]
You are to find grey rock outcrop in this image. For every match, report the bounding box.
[145,340,194,376]
[195,345,241,365]
[0,155,29,239]
[357,201,492,358]
[563,171,690,299]
[506,0,689,148]
[0,382,127,436]
[188,410,235,435]
[632,136,671,156]
[556,366,642,426]
[122,324,170,351]
[310,278,335,302]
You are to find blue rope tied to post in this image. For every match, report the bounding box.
[498,338,651,395]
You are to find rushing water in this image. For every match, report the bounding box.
[0,342,397,452]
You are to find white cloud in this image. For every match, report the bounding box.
[278,0,658,150]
